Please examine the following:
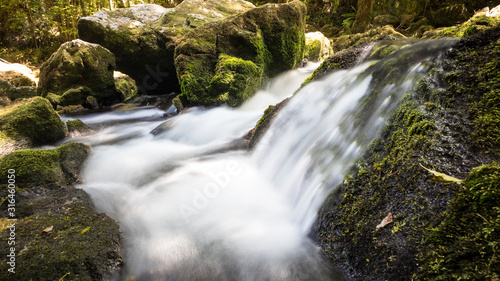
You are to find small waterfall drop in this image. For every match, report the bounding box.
[72,40,454,280]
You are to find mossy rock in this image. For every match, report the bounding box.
[416,162,500,280]
[246,98,289,148]
[0,142,90,188]
[78,0,255,95]
[302,44,370,85]
[314,26,500,280]
[0,97,67,149]
[66,119,93,137]
[0,69,37,87]
[423,8,500,39]
[330,25,406,53]
[37,39,121,107]
[0,143,122,280]
[305,32,333,62]
[175,1,306,107]
[6,86,37,101]
[0,203,122,281]
[114,72,138,101]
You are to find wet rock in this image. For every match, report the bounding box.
[37,39,121,107]
[330,25,405,53]
[78,0,255,96]
[66,119,93,138]
[174,1,306,107]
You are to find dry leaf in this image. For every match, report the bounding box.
[42,225,53,233]
[419,163,463,184]
[376,212,393,229]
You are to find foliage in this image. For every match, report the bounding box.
[0,0,182,65]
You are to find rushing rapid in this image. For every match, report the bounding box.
[69,40,454,280]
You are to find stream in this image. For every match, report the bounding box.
[62,40,454,281]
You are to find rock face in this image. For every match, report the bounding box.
[174,1,307,107]
[305,32,333,62]
[314,27,500,280]
[78,0,255,95]
[37,39,121,107]
[0,143,122,280]
[0,97,67,156]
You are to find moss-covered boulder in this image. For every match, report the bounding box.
[78,0,255,95]
[37,39,121,107]
[0,97,67,156]
[174,1,306,107]
[0,143,122,280]
[314,26,500,280]
[305,32,333,62]
[0,142,90,188]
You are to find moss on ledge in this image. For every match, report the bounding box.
[315,27,500,280]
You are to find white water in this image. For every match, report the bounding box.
[70,42,452,280]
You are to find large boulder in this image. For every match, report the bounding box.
[174,1,307,107]
[0,143,122,280]
[78,0,255,95]
[0,97,67,156]
[37,39,121,107]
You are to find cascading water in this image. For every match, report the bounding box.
[68,40,454,280]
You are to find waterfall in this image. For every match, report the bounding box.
[71,40,454,280]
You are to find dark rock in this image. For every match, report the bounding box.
[0,143,122,280]
[78,0,255,96]
[174,1,307,107]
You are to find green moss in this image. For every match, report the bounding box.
[0,97,67,145]
[424,13,500,39]
[416,163,500,280]
[59,86,94,107]
[7,86,37,101]
[0,142,90,188]
[115,75,138,101]
[316,27,500,280]
[66,119,91,135]
[45,92,61,107]
[0,203,121,281]
[37,40,120,106]
[174,1,306,107]
[208,54,263,106]
[305,39,322,61]
[445,29,500,154]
